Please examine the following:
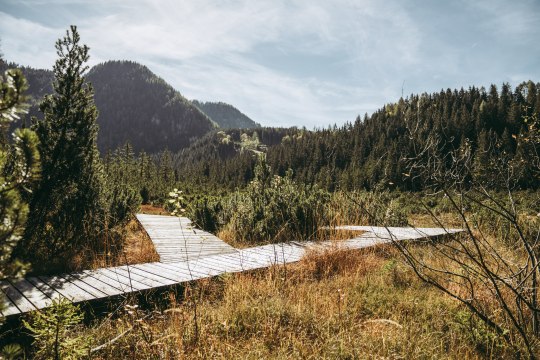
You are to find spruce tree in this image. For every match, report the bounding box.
[19,26,106,273]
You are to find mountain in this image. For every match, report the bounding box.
[1,60,221,153]
[87,61,216,153]
[192,100,260,129]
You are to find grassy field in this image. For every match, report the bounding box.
[10,193,537,359]
[82,244,503,359]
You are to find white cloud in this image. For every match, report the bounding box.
[0,12,59,68]
[1,0,539,128]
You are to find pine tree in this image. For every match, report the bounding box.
[18,26,106,273]
[0,67,40,281]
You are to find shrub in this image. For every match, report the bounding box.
[23,298,89,360]
[220,158,330,244]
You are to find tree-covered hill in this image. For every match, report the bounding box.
[0,60,53,125]
[192,100,260,129]
[175,81,540,191]
[0,60,223,153]
[86,61,216,153]
[173,127,296,189]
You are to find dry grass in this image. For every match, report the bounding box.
[122,219,160,264]
[140,204,168,215]
[46,207,523,358]
[85,245,497,359]
[89,218,159,269]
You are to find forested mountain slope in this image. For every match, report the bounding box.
[0,60,220,153]
[86,61,216,153]
[192,100,260,129]
[176,82,540,191]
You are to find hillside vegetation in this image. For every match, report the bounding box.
[172,82,540,192]
[0,60,260,154]
[192,100,260,129]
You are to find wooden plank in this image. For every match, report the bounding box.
[204,253,257,270]
[187,257,231,273]
[96,268,150,292]
[36,275,80,301]
[132,263,193,283]
[111,266,176,287]
[223,253,268,269]
[34,275,103,303]
[151,261,210,279]
[74,271,126,296]
[180,261,223,277]
[154,261,210,279]
[239,251,274,267]
[0,281,36,313]
[9,278,55,310]
[25,277,64,302]
[0,284,21,316]
[136,214,237,264]
[192,257,243,273]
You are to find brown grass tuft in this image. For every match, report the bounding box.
[140,204,168,215]
[89,218,159,269]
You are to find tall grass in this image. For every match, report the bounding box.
[83,245,503,359]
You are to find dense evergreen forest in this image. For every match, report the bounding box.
[170,82,540,192]
[88,61,215,153]
[192,100,260,129]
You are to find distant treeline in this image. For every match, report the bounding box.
[169,81,540,192]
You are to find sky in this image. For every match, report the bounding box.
[0,0,539,128]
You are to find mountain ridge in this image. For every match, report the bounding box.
[0,59,258,153]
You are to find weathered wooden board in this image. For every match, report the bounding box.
[97,268,150,292]
[9,279,54,310]
[136,214,237,263]
[1,281,36,313]
[36,274,105,303]
[74,271,126,296]
[114,265,177,287]
[0,284,22,316]
[133,263,194,283]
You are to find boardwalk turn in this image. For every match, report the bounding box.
[0,215,461,317]
[136,214,237,263]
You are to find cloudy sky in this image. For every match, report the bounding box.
[1,0,539,128]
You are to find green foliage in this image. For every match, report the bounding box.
[188,195,223,233]
[328,191,410,227]
[0,65,39,327]
[0,69,40,267]
[192,100,260,129]
[19,26,108,273]
[0,344,23,360]
[455,310,507,356]
[221,158,329,243]
[23,298,89,360]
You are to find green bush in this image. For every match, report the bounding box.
[23,298,89,360]
[221,158,330,244]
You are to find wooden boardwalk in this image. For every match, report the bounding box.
[136,214,237,263]
[0,215,461,317]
